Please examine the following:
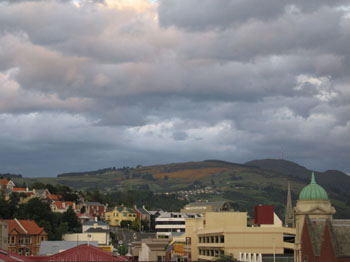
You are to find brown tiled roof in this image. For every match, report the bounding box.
[13,187,27,192]
[0,178,10,185]
[1,219,46,235]
[47,194,62,200]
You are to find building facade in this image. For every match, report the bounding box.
[155,212,202,238]
[1,218,48,255]
[105,206,136,227]
[184,211,295,261]
[0,220,8,250]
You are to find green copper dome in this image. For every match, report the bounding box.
[299,172,328,200]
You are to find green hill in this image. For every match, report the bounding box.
[9,159,350,219]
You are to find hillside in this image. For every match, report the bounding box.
[245,159,350,194]
[10,159,350,219]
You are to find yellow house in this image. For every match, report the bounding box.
[105,206,136,226]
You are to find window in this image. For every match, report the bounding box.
[304,256,308,262]
[215,236,219,243]
[215,250,219,257]
[19,237,25,245]
[157,256,162,262]
[220,236,224,243]
[26,237,32,244]
[25,248,31,256]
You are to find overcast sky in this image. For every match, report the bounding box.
[0,0,350,177]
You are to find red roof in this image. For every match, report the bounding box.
[52,201,75,209]
[0,178,10,185]
[47,194,62,200]
[1,219,46,235]
[0,248,35,262]
[13,187,27,192]
[32,244,127,261]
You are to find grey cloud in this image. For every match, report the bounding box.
[158,0,348,30]
[0,0,349,176]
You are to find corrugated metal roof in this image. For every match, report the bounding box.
[39,241,98,255]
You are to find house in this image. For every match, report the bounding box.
[47,194,63,202]
[134,205,151,223]
[0,248,35,262]
[33,188,51,200]
[50,201,79,213]
[1,218,48,256]
[105,206,137,227]
[0,178,15,191]
[82,220,109,233]
[83,202,106,220]
[78,213,94,225]
[301,216,350,262]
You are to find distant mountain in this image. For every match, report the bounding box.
[0,173,22,179]
[245,159,350,194]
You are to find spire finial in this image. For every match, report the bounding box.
[310,172,316,184]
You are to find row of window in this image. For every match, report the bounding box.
[8,235,45,245]
[156,221,185,225]
[107,213,136,217]
[156,228,185,232]
[18,247,32,256]
[199,235,224,243]
[199,248,224,257]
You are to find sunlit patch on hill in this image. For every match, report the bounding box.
[153,167,228,181]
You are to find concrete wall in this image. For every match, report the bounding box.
[63,232,110,245]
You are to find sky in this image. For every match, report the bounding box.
[0,0,350,177]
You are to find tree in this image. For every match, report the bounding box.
[120,220,132,228]
[0,194,11,218]
[132,218,141,232]
[32,182,46,189]
[9,192,20,217]
[62,206,81,232]
[118,245,128,255]
[141,219,150,232]
[46,184,57,194]
[18,198,68,240]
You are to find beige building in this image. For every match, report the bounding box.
[184,212,295,261]
[62,231,111,246]
[181,201,231,214]
[0,220,8,250]
[133,238,171,262]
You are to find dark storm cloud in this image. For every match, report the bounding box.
[0,0,349,176]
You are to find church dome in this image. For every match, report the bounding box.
[299,172,328,200]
